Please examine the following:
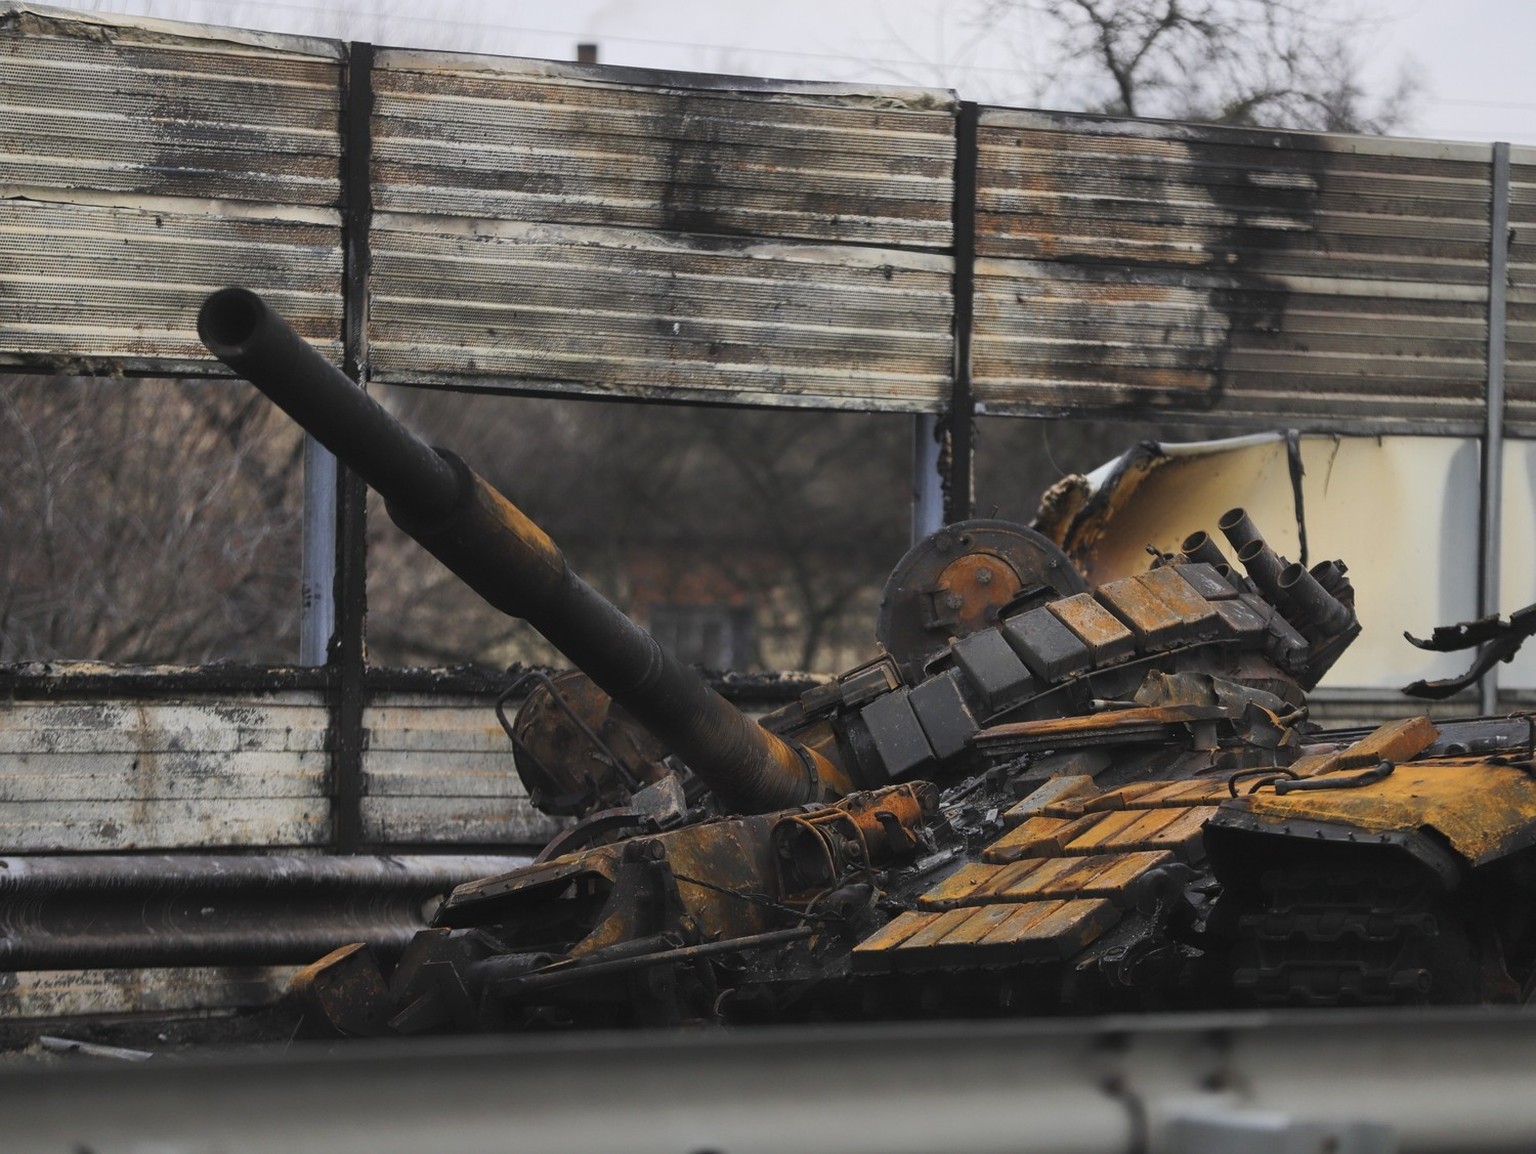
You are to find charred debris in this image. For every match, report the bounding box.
[192,288,1536,1036]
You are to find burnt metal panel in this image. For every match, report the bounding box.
[0,196,343,372]
[1003,605,1093,682]
[370,52,955,247]
[0,685,563,852]
[368,217,953,408]
[1503,146,1536,436]
[0,6,344,374]
[360,694,565,846]
[859,689,936,781]
[366,51,956,411]
[972,109,1497,433]
[0,695,332,851]
[951,628,1037,710]
[908,668,978,760]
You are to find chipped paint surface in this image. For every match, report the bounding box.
[1239,758,1536,866]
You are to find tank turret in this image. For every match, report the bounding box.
[197,287,850,815]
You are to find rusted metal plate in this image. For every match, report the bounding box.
[917,902,1021,945]
[1056,808,1154,853]
[1238,760,1536,867]
[1001,774,1098,826]
[918,851,1172,910]
[1112,778,1235,808]
[1074,782,1167,812]
[0,6,345,374]
[988,898,1118,961]
[849,909,938,959]
[850,898,1117,969]
[918,859,1052,906]
[897,907,985,951]
[973,109,1496,432]
[1046,594,1138,665]
[1137,568,1220,637]
[1290,716,1439,777]
[1062,806,1217,862]
[981,812,1107,863]
[1096,577,1202,650]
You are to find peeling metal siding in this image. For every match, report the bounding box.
[369,216,952,408]
[6,8,1526,423]
[367,51,956,411]
[1505,147,1536,436]
[972,110,1498,432]
[0,689,561,851]
[0,697,332,850]
[0,7,344,372]
[360,695,564,845]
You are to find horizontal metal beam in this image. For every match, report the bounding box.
[5,1009,1536,1152]
[0,854,528,968]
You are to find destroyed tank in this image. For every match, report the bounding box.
[200,288,1536,1034]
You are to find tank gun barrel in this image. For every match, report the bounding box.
[197,287,847,814]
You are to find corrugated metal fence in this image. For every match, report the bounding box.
[1,4,1526,436]
[974,112,1523,433]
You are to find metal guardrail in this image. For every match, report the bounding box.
[4,1008,1536,1152]
[0,854,529,969]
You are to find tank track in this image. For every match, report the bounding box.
[1229,864,1475,1006]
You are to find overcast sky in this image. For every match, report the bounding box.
[69,0,1536,145]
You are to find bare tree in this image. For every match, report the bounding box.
[985,0,1416,131]
[0,375,303,664]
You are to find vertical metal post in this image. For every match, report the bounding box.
[912,413,944,544]
[331,41,375,853]
[299,436,337,665]
[1479,142,1511,715]
[944,101,979,524]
